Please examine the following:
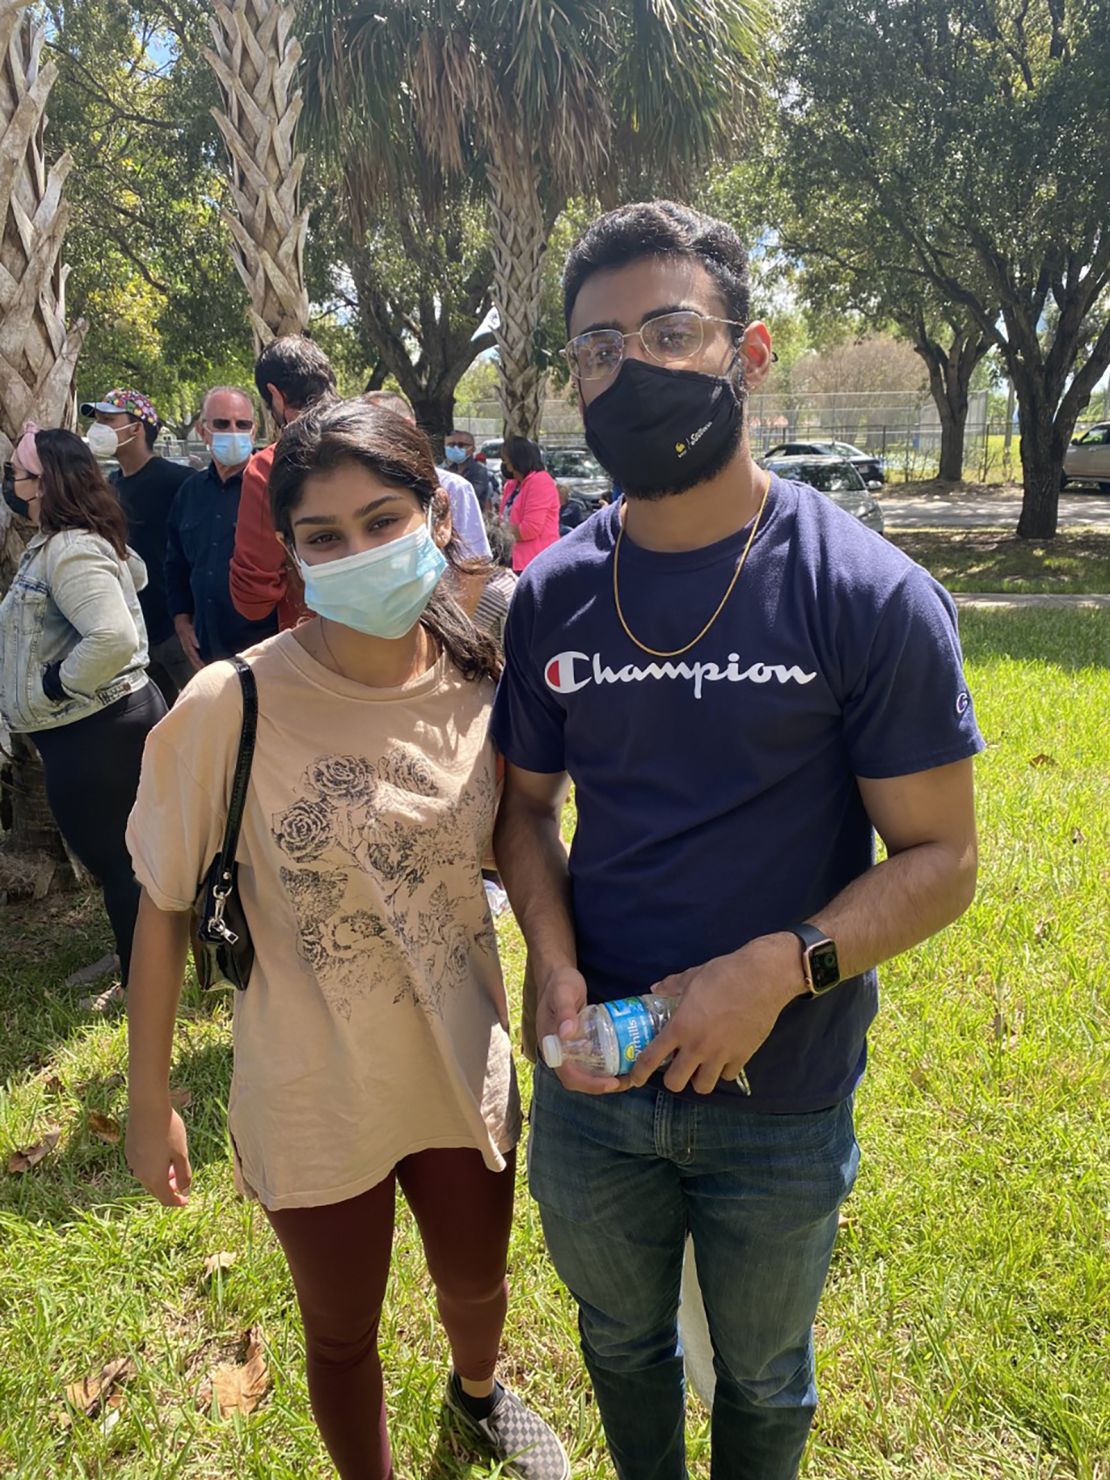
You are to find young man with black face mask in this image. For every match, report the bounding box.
[492,202,984,1480]
[81,388,193,704]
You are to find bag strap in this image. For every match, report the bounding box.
[210,657,258,899]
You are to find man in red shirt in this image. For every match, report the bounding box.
[230,336,337,630]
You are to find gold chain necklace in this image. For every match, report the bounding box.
[613,481,771,659]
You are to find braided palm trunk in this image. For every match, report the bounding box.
[206,0,310,348]
[0,0,87,896]
[488,139,547,441]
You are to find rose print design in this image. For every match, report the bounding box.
[305,754,374,802]
[272,745,498,1019]
[272,796,336,864]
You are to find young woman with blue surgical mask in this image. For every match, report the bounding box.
[124,399,568,1480]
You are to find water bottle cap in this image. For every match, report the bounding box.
[540,1034,564,1068]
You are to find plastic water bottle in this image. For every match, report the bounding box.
[542,995,750,1093]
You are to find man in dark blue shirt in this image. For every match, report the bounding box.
[492,202,983,1480]
[443,427,498,512]
[166,386,277,666]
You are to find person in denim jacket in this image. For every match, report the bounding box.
[0,425,167,1007]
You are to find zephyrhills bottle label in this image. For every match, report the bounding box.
[604,997,656,1073]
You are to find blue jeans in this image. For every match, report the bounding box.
[528,1066,859,1480]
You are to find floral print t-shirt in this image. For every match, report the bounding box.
[126,630,519,1210]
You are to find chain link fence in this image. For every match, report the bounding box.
[456,388,1110,485]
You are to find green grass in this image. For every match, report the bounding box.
[881,436,1018,486]
[888,529,1110,595]
[1,608,1108,1479]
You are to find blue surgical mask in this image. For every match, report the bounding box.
[211,431,254,466]
[444,444,469,464]
[298,514,447,639]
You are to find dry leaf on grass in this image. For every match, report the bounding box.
[837,1210,853,1229]
[203,1251,237,1279]
[1071,827,1086,845]
[7,1126,61,1174]
[87,1111,121,1145]
[63,1356,135,1421]
[1034,919,1053,942]
[169,1087,193,1110]
[198,1327,270,1416]
[1028,753,1057,768]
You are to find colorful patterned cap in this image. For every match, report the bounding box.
[79,388,159,427]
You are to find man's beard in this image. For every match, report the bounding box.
[621,411,744,501]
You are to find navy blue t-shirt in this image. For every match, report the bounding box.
[491,477,985,1112]
[164,463,277,663]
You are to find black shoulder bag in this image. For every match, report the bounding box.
[194,657,257,992]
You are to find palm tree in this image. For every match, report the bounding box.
[0,0,87,894]
[303,0,765,439]
[205,0,310,345]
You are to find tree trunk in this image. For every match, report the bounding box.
[348,237,495,449]
[0,0,87,899]
[990,277,1110,539]
[205,0,309,347]
[487,139,546,441]
[912,322,988,484]
[411,392,456,447]
[1015,396,1064,539]
[937,403,966,482]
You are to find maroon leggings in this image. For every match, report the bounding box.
[265,1146,516,1480]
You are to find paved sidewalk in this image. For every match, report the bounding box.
[952,593,1110,609]
[882,489,1110,531]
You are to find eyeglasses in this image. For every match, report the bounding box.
[208,418,255,432]
[564,310,746,382]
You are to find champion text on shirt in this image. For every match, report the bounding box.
[544,651,819,701]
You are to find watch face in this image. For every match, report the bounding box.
[809,942,840,993]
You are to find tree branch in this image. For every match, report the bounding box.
[45,43,183,131]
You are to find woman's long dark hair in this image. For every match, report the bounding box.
[35,429,129,559]
[503,436,544,478]
[270,399,502,683]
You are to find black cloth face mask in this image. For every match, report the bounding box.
[583,355,743,496]
[2,477,32,520]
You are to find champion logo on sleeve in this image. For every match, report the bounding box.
[544,650,818,701]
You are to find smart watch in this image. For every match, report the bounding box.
[785,923,841,996]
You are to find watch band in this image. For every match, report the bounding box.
[785,922,829,955]
[784,922,841,996]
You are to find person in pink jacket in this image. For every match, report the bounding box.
[499,438,561,572]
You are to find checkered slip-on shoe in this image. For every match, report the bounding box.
[444,1374,570,1480]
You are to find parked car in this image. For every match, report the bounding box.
[1062,423,1110,490]
[764,439,884,486]
[542,446,611,505]
[762,455,885,534]
[478,438,503,478]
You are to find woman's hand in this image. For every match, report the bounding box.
[125,1101,193,1207]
